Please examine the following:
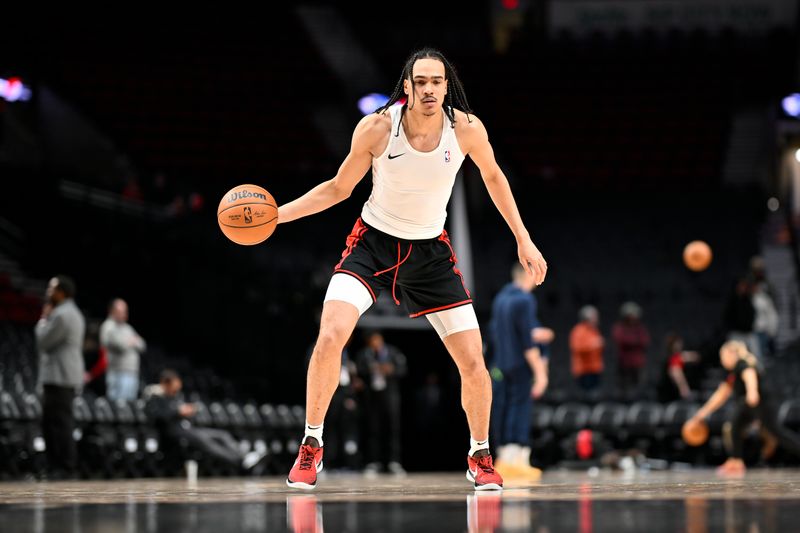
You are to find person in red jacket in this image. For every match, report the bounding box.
[569,306,604,391]
[612,302,650,397]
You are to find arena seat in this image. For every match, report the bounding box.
[110,399,141,477]
[0,392,26,477]
[208,401,231,429]
[625,402,665,453]
[661,401,700,462]
[589,403,628,445]
[531,404,554,433]
[778,400,800,431]
[552,403,591,437]
[530,405,557,467]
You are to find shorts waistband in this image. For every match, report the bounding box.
[359,218,445,243]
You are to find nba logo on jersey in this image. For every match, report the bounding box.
[444,150,451,163]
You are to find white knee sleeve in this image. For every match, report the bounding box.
[324,273,374,316]
[426,304,479,339]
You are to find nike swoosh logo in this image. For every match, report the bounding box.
[387,153,405,160]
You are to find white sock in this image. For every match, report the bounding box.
[304,420,324,447]
[469,436,490,457]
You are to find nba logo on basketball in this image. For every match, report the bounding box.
[444,150,451,162]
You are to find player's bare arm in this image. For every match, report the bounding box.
[456,111,548,284]
[277,113,391,224]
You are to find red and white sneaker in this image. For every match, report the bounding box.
[286,444,324,490]
[466,452,503,491]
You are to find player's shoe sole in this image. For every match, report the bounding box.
[466,469,503,491]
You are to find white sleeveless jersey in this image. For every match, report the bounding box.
[360,105,466,239]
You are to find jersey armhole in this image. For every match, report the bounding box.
[373,108,398,161]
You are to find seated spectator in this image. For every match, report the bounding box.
[145,369,264,473]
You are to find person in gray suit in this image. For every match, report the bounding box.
[35,275,85,478]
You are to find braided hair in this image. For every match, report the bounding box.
[375,48,473,136]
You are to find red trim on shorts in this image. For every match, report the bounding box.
[408,299,473,318]
[373,242,413,306]
[333,269,377,302]
[335,218,368,270]
[438,230,471,298]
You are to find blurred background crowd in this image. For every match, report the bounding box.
[1,1,800,479]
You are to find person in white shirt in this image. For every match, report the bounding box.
[100,298,146,401]
[279,48,547,490]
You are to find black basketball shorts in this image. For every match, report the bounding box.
[332,218,473,318]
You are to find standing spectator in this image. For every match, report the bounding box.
[749,257,778,359]
[656,333,699,403]
[488,263,552,481]
[356,331,407,476]
[723,278,757,356]
[751,283,778,359]
[100,298,146,401]
[35,275,85,479]
[569,306,604,392]
[611,302,650,397]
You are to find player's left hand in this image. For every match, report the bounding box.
[518,237,547,285]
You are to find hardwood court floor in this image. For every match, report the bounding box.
[1,469,800,532]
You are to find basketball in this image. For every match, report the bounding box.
[683,240,712,272]
[217,184,278,245]
[681,419,709,447]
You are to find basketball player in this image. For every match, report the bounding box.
[689,340,800,475]
[278,49,547,490]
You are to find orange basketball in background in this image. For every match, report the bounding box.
[681,419,709,447]
[683,240,712,272]
[217,184,278,245]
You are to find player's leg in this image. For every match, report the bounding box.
[719,404,755,475]
[288,273,372,489]
[443,329,490,444]
[428,305,502,490]
[305,300,360,429]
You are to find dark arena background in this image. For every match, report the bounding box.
[2,2,800,531]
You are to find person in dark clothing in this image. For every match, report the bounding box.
[723,277,757,354]
[35,275,85,479]
[689,340,800,475]
[145,370,264,473]
[488,263,551,481]
[356,331,407,475]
